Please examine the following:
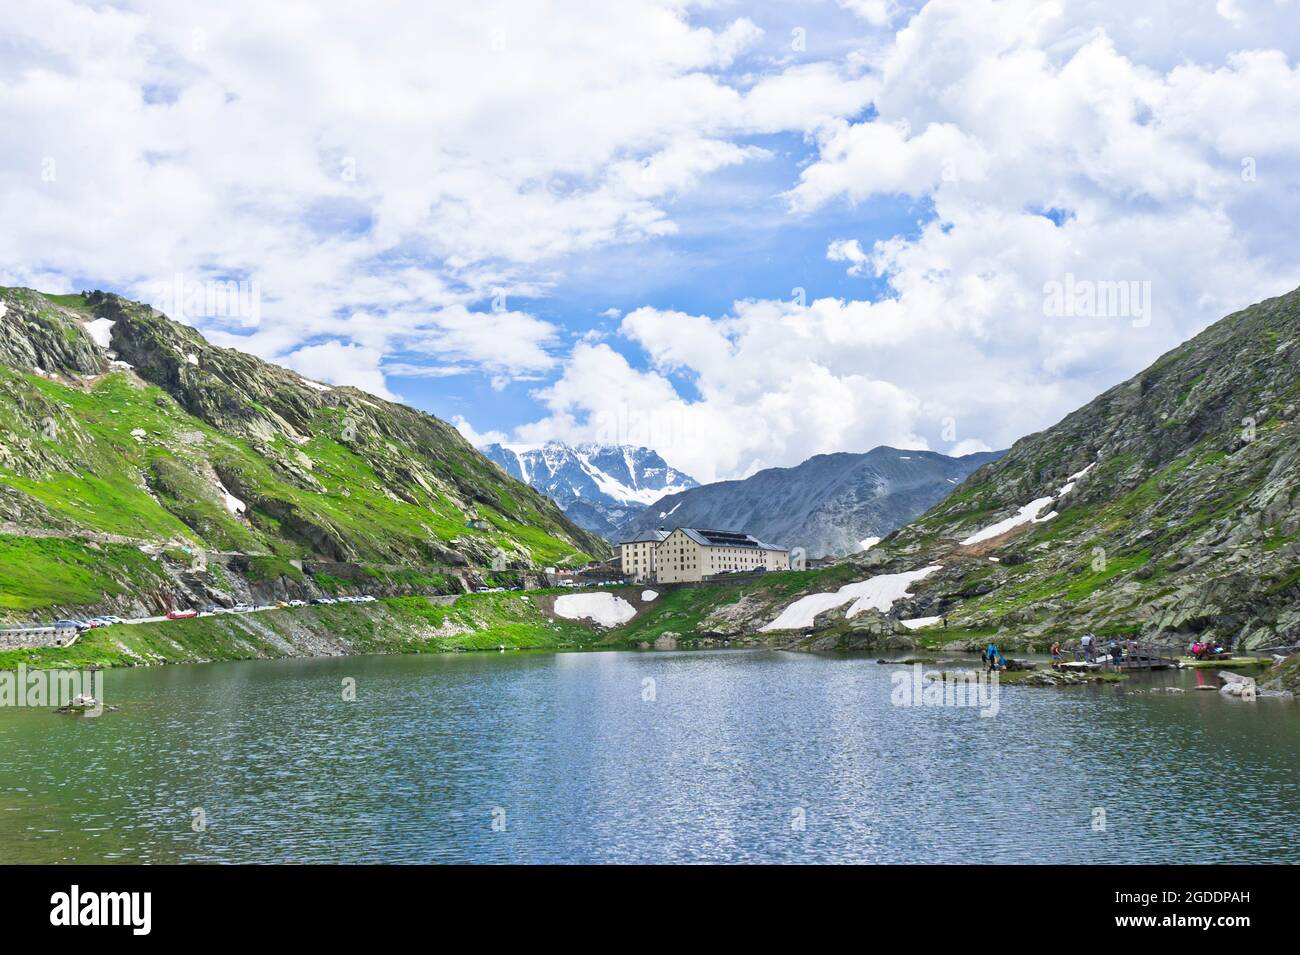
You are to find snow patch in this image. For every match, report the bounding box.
[761,565,942,632]
[84,318,115,349]
[217,482,246,515]
[185,353,199,366]
[659,500,683,520]
[553,592,637,627]
[300,378,333,393]
[858,536,881,553]
[960,461,1094,546]
[1055,462,1095,497]
[901,616,943,630]
[961,497,1057,545]
[575,448,672,506]
[641,590,658,602]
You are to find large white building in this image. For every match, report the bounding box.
[618,527,789,584]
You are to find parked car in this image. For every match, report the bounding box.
[54,619,80,630]
[288,599,307,608]
[232,603,253,613]
[167,609,198,620]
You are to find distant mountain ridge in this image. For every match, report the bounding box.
[616,447,1004,558]
[481,441,698,538]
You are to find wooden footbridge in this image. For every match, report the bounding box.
[1057,642,1180,672]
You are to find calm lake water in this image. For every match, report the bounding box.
[1,649,1297,864]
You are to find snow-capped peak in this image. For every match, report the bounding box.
[479,440,699,537]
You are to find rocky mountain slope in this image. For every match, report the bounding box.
[481,440,697,538]
[799,286,1299,650]
[617,447,1001,557]
[0,288,606,621]
[607,285,1299,655]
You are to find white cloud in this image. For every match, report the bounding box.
[453,415,508,448]
[826,238,870,275]
[950,438,993,457]
[839,0,900,27]
[491,0,1300,480]
[0,0,875,393]
[281,341,399,401]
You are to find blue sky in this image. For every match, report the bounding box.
[398,128,919,440]
[4,0,1300,482]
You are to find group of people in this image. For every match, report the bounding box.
[982,643,1007,671]
[1190,638,1227,660]
[1052,633,1139,665]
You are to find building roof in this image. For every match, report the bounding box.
[674,527,787,552]
[616,528,671,545]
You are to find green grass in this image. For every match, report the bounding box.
[0,535,166,612]
[40,292,92,311]
[245,555,304,583]
[2,593,610,670]
[380,594,599,651]
[0,306,597,614]
[911,626,997,649]
[607,566,862,645]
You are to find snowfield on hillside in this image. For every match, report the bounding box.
[554,592,637,627]
[960,497,1057,545]
[959,462,1096,546]
[760,565,942,631]
[901,616,942,630]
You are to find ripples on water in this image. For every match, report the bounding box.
[0,650,1296,863]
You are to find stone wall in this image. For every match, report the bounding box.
[0,626,75,650]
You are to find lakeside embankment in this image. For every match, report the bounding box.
[4,582,1293,699]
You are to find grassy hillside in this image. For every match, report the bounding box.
[0,287,608,619]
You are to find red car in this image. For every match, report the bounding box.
[166,609,198,620]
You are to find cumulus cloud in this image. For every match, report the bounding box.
[453,415,508,448]
[281,341,399,401]
[0,0,875,392]
[493,0,1300,479]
